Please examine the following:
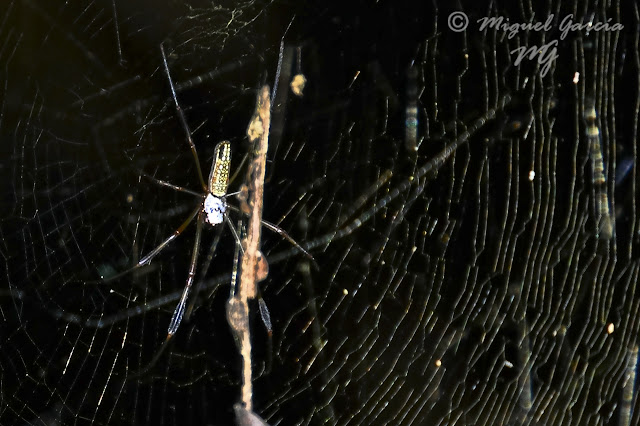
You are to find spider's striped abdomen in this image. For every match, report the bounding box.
[209,141,231,197]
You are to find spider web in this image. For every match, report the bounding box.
[2,0,640,425]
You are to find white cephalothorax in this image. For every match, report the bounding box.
[204,193,227,225]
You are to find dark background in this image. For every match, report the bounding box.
[1,0,639,425]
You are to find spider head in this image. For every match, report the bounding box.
[204,193,227,225]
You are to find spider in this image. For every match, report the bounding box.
[102,44,312,343]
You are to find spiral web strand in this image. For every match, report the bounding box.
[1,1,640,425]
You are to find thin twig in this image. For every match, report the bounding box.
[228,85,271,413]
[241,85,271,299]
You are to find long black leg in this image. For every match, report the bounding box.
[226,204,313,260]
[166,210,205,338]
[228,152,248,186]
[139,205,200,266]
[140,171,203,198]
[160,43,207,192]
[130,335,173,379]
[257,295,273,373]
[92,205,200,284]
[184,222,225,321]
[224,215,246,255]
[126,211,204,379]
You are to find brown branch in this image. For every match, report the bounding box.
[226,85,271,414]
[241,85,271,300]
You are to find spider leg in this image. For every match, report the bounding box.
[184,222,225,321]
[257,297,272,336]
[140,171,203,198]
[139,205,200,266]
[160,43,207,192]
[228,151,248,185]
[260,218,313,260]
[166,211,205,338]
[129,334,174,379]
[91,205,200,284]
[257,295,273,374]
[229,219,243,298]
[224,215,246,255]
[226,204,313,261]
